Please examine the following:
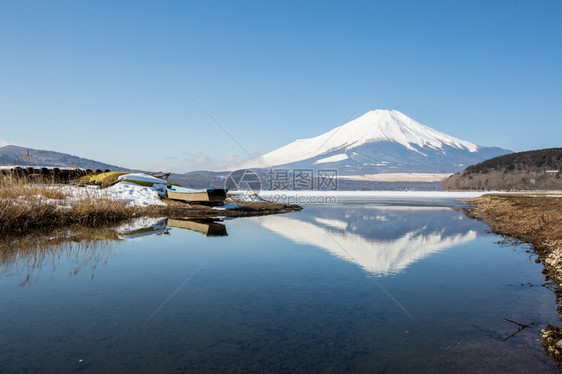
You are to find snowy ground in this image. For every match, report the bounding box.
[60,182,166,207]
[226,190,488,207]
[338,173,453,182]
[257,190,486,199]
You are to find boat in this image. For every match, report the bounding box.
[79,172,167,189]
[166,185,227,203]
[79,171,129,186]
[117,173,167,187]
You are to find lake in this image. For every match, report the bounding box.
[0,198,559,373]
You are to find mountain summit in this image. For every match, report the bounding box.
[242,109,510,174]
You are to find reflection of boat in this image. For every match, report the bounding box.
[166,185,227,203]
[168,218,228,236]
[117,218,168,239]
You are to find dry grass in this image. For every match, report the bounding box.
[1,177,303,237]
[467,193,562,251]
[0,176,140,236]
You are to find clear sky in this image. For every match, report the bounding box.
[1,0,561,172]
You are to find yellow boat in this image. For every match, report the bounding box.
[79,172,129,187]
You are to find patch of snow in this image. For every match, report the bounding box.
[62,183,166,207]
[339,173,453,182]
[314,153,349,164]
[212,203,242,210]
[104,183,166,206]
[258,190,486,200]
[227,193,265,202]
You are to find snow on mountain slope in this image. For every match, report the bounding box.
[314,153,349,164]
[243,110,479,169]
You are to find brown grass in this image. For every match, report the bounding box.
[1,177,303,237]
[0,176,140,236]
[466,193,562,252]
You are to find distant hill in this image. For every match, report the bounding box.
[442,148,562,190]
[168,170,443,191]
[0,145,129,171]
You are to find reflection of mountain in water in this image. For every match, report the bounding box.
[259,206,485,276]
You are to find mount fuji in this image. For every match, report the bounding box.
[240,109,511,175]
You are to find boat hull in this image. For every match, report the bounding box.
[166,188,227,203]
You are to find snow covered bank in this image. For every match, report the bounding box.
[61,182,166,207]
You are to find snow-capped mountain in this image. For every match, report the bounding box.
[241,109,510,174]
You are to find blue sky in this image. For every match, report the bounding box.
[1,0,561,172]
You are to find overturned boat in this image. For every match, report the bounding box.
[79,171,129,186]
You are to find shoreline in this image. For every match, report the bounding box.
[0,197,302,239]
[0,177,302,238]
[466,192,562,364]
[150,198,303,219]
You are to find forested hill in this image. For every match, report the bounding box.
[0,145,127,171]
[464,148,562,173]
[443,148,562,190]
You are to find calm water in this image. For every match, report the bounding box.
[0,201,559,373]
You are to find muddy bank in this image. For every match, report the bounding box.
[466,192,562,364]
[150,198,303,219]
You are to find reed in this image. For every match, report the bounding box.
[0,176,139,236]
[0,225,122,285]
